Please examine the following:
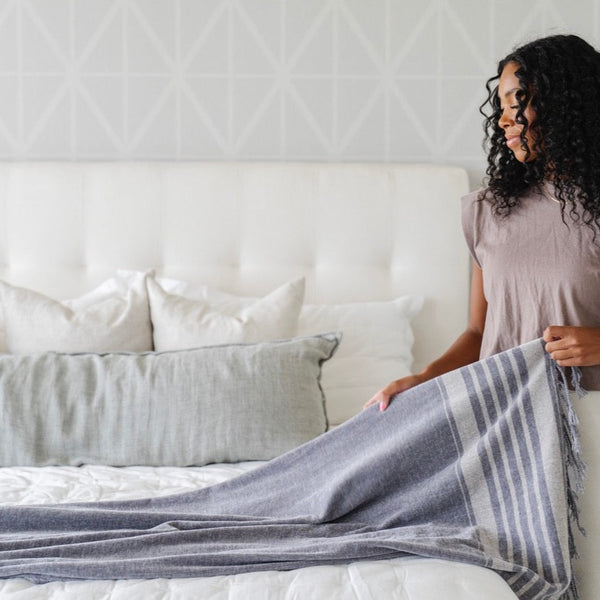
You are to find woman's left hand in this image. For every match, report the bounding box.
[543,325,600,367]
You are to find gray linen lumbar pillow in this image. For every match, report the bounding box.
[0,334,340,467]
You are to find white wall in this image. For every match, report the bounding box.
[0,0,597,187]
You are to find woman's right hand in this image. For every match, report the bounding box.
[363,374,425,412]
[363,262,486,414]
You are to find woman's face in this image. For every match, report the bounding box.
[497,61,537,162]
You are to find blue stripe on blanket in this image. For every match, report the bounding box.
[472,351,565,598]
[0,338,584,600]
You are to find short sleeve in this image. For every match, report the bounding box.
[461,191,482,269]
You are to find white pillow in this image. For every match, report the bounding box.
[138,271,422,425]
[0,272,153,353]
[297,297,423,425]
[147,277,306,351]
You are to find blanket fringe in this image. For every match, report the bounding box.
[556,365,587,600]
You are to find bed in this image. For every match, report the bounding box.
[0,161,588,599]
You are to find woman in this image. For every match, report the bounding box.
[366,34,600,412]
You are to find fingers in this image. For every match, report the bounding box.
[363,395,383,410]
[542,325,600,367]
[363,383,396,412]
[543,325,569,343]
[543,325,573,355]
[547,349,577,366]
[379,397,391,412]
[544,333,574,365]
[363,389,393,412]
[363,374,424,412]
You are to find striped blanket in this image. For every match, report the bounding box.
[0,338,583,599]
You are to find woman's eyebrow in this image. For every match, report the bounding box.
[502,87,520,98]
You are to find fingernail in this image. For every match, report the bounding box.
[379,402,385,412]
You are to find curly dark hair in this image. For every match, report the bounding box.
[480,34,600,232]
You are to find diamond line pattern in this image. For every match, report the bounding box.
[0,0,597,181]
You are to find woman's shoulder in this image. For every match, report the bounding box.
[461,187,486,205]
[460,187,501,248]
[461,187,488,221]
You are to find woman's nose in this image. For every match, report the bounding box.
[498,108,513,129]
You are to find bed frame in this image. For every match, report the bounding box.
[0,161,469,373]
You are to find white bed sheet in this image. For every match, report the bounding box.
[0,463,518,600]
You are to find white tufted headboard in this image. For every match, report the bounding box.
[0,162,470,372]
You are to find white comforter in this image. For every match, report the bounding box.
[0,464,517,599]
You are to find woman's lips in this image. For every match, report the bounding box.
[505,135,521,148]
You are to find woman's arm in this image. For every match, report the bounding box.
[364,261,488,411]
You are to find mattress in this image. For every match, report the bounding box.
[0,463,518,599]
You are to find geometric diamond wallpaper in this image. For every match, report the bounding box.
[0,0,597,187]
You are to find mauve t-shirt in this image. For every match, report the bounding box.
[462,186,600,390]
